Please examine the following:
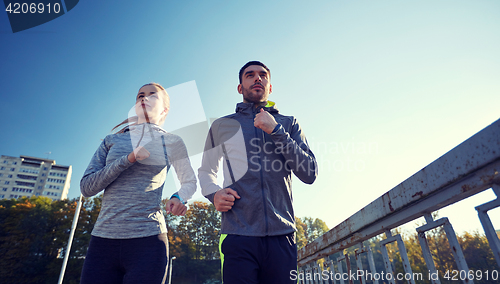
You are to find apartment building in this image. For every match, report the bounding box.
[0,155,72,201]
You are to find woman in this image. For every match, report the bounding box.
[80,83,196,284]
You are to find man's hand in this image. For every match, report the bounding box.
[128,146,150,163]
[165,198,187,216]
[254,108,278,134]
[214,188,241,212]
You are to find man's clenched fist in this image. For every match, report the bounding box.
[214,188,241,212]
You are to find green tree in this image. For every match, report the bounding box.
[296,216,329,249]
[0,195,104,284]
[164,200,222,284]
[295,217,308,249]
[177,201,221,260]
[0,197,76,283]
[302,217,329,243]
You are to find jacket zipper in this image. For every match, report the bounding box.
[254,107,269,234]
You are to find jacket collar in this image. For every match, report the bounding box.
[124,123,167,134]
[235,101,279,115]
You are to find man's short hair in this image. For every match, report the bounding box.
[239,61,271,84]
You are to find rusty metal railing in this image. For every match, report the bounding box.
[297,118,500,284]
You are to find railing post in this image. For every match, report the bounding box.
[336,255,344,284]
[337,251,354,284]
[307,264,313,284]
[314,263,320,284]
[312,264,317,284]
[380,230,416,284]
[417,214,474,284]
[345,253,352,284]
[354,243,367,284]
[367,244,379,284]
[379,248,394,284]
[320,261,328,284]
[355,242,379,284]
[320,260,328,284]
[475,184,500,267]
[443,221,472,284]
[418,214,441,284]
[304,264,310,284]
[327,259,337,284]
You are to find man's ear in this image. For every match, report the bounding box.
[237,84,243,94]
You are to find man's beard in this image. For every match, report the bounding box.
[242,85,269,104]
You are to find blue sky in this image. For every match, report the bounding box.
[1,0,500,235]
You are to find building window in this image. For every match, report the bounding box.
[8,175,12,178]
[40,179,44,183]
[12,187,31,192]
[10,168,15,171]
[0,195,4,198]
[3,160,7,164]
[49,172,68,177]
[45,184,62,190]
[4,181,9,185]
[13,162,17,165]
[19,168,39,174]
[17,174,37,181]
[12,188,33,193]
[38,186,42,189]
[43,167,48,171]
[41,173,46,177]
[15,181,34,187]
[0,167,5,170]
[2,188,7,192]
[0,174,2,177]
[47,178,65,184]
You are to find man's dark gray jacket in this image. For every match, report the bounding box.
[198,101,317,237]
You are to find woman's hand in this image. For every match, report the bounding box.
[128,146,150,163]
[165,198,187,216]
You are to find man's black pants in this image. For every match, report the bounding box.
[220,233,297,284]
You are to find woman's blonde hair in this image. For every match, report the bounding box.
[112,82,170,133]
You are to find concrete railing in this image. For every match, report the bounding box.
[297,118,500,284]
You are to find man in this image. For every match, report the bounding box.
[198,61,317,284]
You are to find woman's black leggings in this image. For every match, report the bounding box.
[80,234,169,284]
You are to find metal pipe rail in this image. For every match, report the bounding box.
[298,118,500,283]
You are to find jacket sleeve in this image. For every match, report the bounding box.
[80,137,134,197]
[168,136,197,202]
[270,117,317,184]
[198,124,224,204]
